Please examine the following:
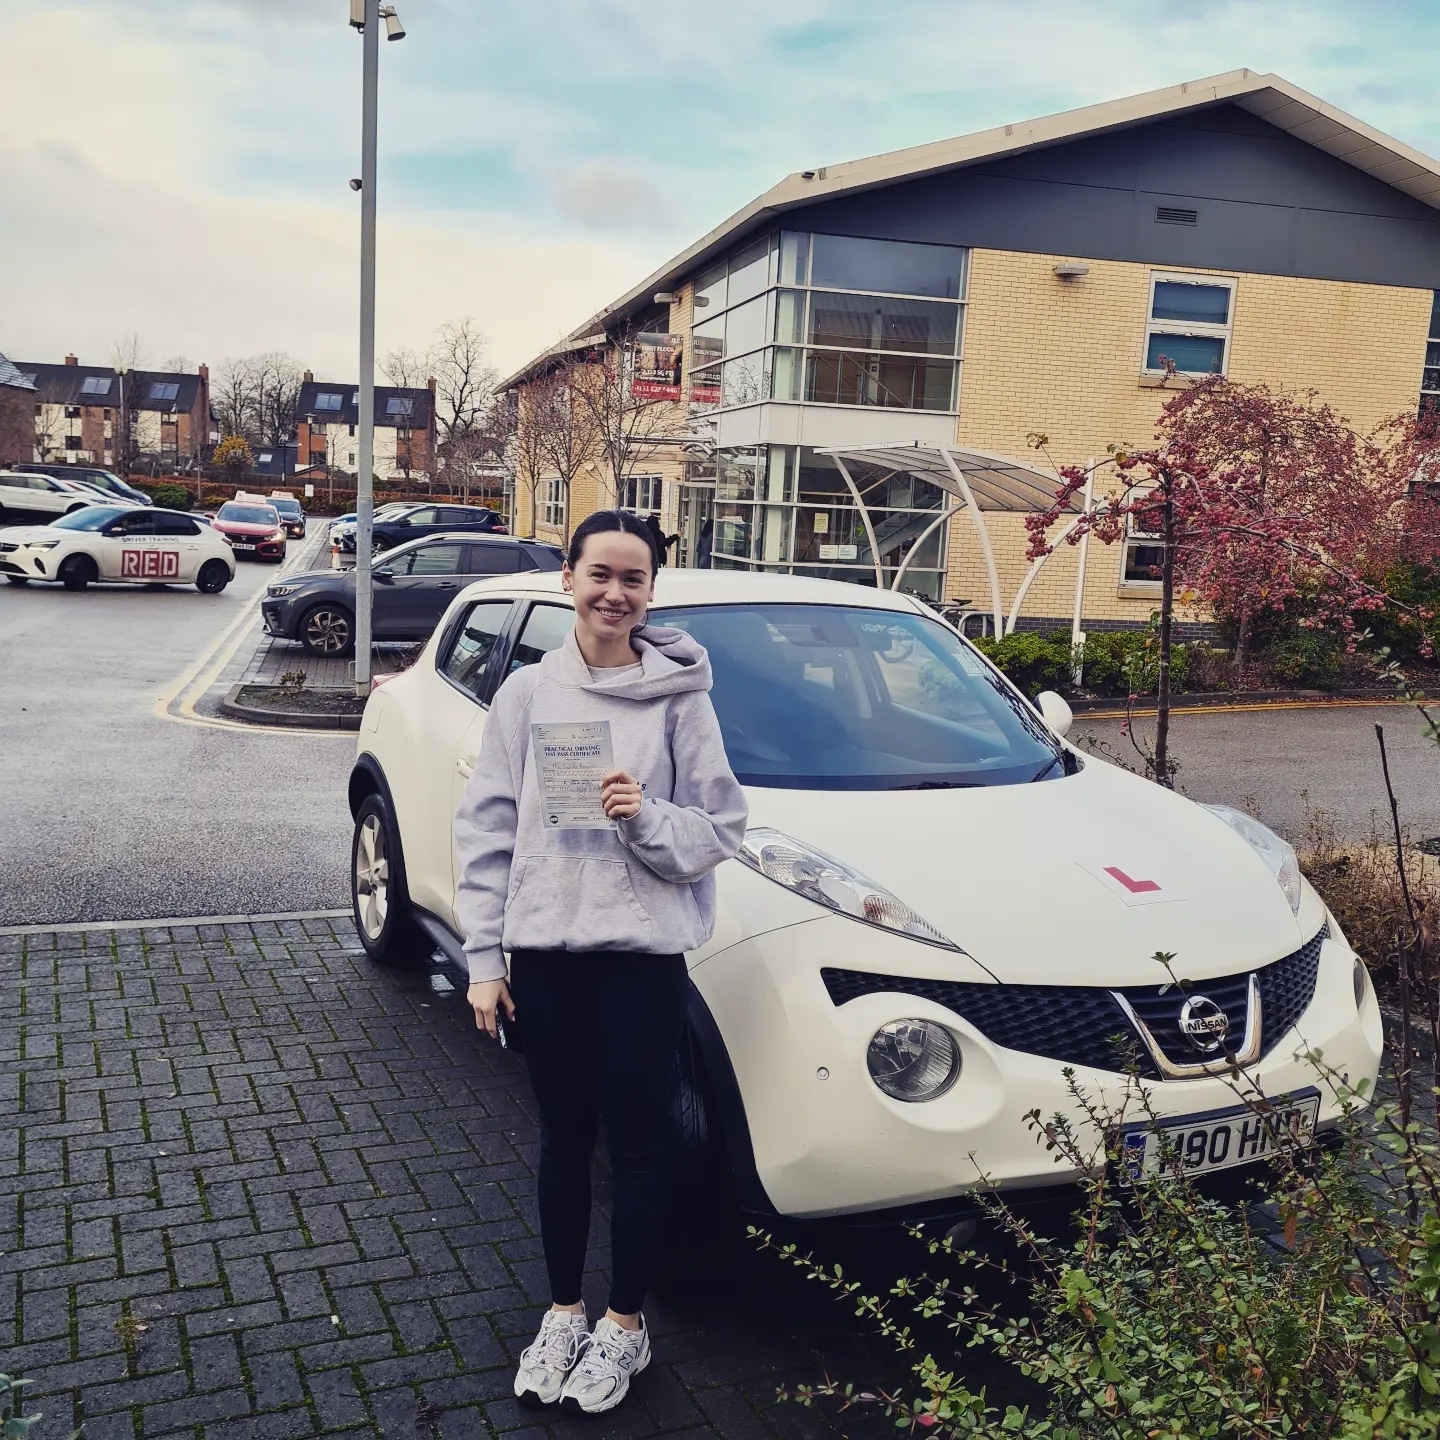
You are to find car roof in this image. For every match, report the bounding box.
[379,529,543,558]
[453,567,932,613]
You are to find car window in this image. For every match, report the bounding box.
[398,507,438,526]
[440,507,479,525]
[508,602,573,674]
[393,542,464,576]
[114,512,158,536]
[440,601,514,701]
[466,542,521,575]
[657,602,1063,790]
[154,513,201,537]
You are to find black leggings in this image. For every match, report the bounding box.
[508,949,689,1316]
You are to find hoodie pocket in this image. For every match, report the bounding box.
[505,856,654,952]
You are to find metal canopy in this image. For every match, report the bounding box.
[816,443,1078,515]
[814,442,1089,639]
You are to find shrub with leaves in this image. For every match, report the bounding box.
[759,1038,1440,1438]
[0,1370,80,1437]
[147,482,191,512]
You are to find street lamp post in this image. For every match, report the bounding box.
[349,0,405,695]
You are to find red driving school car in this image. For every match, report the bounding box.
[210,501,288,561]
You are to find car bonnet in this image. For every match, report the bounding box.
[739,758,1309,987]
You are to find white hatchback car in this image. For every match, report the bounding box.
[347,571,1382,1220]
[0,504,237,592]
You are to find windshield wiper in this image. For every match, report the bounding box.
[1029,754,1064,782]
[893,779,978,790]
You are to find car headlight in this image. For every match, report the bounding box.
[1202,804,1302,913]
[867,1020,961,1101]
[27,540,60,550]
[270,529,286,542]
[737,827,957,948]
[268,584,302,597]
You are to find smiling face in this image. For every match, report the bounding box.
[562,528,655,655]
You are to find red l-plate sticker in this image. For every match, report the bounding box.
[1103,866,1161,894]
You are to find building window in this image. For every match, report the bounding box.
[65,435,82,450]
[1143,274,1235,376]
[540,477,564,529]
[314,392,345,411]
[1122,510,1165,586]
[64,405,81,419]
[148,381,180,402]
[689,231,966,414]
[619,475,663,512]
[1422,291,1440,415]
[80,375,112,396]
[385,396,414,417]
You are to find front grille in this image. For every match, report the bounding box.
[0,560,21,574]
[822,926,1326,1079]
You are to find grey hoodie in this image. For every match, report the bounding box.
[454,624,749,982]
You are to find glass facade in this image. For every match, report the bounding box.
[688,231,967,414]
[1422,291,1440,415]
[697,444,950,600]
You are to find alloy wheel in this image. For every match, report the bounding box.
[354,813,389,940]
[304,607,352,654]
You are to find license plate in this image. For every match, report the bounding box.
[1121,1091,1320,1181]
[233,543,255,551]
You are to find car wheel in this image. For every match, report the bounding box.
[196,559,230,594]
[59,554,97,591]
[5,575,29,586]
[300,602,355,657]
[63,503,87,515]
[351,792,428,967]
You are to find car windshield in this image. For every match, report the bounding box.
[52,506,128,531]
[218,504,279,525]
[271,500,302,516]
[657,603,1064,790]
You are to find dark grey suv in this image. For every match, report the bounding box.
[262,531,563,656]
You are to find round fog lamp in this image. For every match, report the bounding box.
[867,1019,960,1102]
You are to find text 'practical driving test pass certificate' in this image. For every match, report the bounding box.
[532,721,615,829]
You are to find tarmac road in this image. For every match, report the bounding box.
[0,529,355,927]
[1073,701,1440,844]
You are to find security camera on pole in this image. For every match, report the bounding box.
[348,0,405,696]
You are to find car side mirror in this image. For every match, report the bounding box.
[373,566,395,583]
[101,523,126,537]
[1035,690,1073,738]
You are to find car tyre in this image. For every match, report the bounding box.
[59,554,98,591]
[300,602,355,657]
[654,1028,742,1295]
[196,559,230,594]
[351,792,428,968]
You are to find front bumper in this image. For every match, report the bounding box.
[0,545,57,579]
[261,600,291,636]
[693,915,1383,1220]
[224,534,287,560]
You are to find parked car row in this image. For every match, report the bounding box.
[330,501,506,557]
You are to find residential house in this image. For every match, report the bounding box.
[293,374,437,483]
[0,354,37,467]
[502,69,1440,634]
[19,354,213,471]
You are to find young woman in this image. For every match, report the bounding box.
[453,509,747,1416]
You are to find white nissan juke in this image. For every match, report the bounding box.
[347,570,1382,1221]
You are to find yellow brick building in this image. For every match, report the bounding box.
[504,70,1440,636]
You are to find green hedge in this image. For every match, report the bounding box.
[146,483,191,511]
[973,628,1191,698]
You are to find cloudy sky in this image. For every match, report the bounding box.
[2,0,1438,382]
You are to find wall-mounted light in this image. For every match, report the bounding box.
[653,291,678,304]
[1053,262,1090,279]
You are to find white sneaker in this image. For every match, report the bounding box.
[514,1307,590,1407]
[558,1314,651,1415]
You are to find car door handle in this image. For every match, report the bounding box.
[435,582,457,590]
[456,757,475,778]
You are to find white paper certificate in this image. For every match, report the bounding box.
[532,721,615,829]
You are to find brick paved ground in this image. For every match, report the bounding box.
[0,917,904,1440]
